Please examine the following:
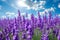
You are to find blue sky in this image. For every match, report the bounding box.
[0,0,60,19]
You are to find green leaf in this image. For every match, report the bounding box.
[32,28,42,40]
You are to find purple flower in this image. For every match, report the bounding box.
[22,32,26,39]
[41,34,49,40]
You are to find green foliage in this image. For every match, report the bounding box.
[32,28,58,40]
[48,33,57,40]
[32,28,42,40]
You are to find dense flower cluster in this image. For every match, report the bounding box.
[0,10,60,40]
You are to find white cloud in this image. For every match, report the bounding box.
[6,12,15,16]
[5,12,18,18]
[39,1,46,5]
[1,16,7,19]
[44,7,55,13]
[15,0,29,8]
[11,0,29,9]
[28,14,31,19]
[50,7,55,11]
[31,2,45,10]
[12,0,46,10]
[15,14,18,17]
[1,11,31,19]
[39,6,45,9]
[58,3,60,8]
[32,4,39,10]
[58,14,60,17]
[39,11,48,17]
[21,13,26,16]
[34,0,37,3]
[25,13,31,19]
[38,7,55,16]
[29,1,46,10]
[20,12,31,19]
[39,11,45,16]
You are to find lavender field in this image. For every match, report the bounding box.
[0,10,60,40]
